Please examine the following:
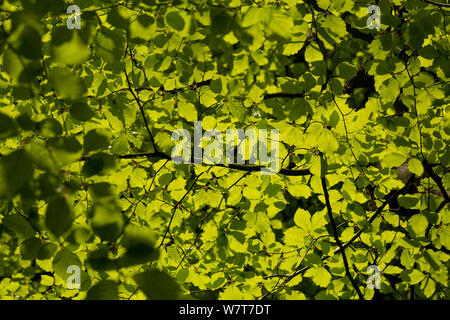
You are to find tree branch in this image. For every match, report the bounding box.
[12,205,42,236]
[334,174,416,255]
[321,171,364,300]
[124,47,158,152]
[176,172,250,270]
[81,152,312,176]
[264,92,305,100]
[274,174,417,281]
[422,159,450,204]
[158,172,205,248]
[423,0,450,8]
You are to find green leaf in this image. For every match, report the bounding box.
[45,196,73,237]
[84,129,111,153]
[134,270,182,300]
[129,15,155,41]
[165,10,186,31]
[439,225,450,250]
[336,62,358,80]
[227,187,242,206]
[3,48,41,83]
[408,158,424,176]
[0,113,18,138]
[287,183,312,199]
[380,149,408,168]
[3,213,36,237]
[87,245,117,271]
[307,123,339,153]
[178,101,198,121]
[422,278,436,298]
[317,0,330,10]
[210,8,234,35]
[383,265,403,275]
[305,43,323,63]
[242,7,262,28]
[90,201,123,241]
[294,208,311,230]
[408,23,425,50]
[47,136,83,167]
[284,227,307,247]
[70,102,96,122]
[52,249,82,280]
[263,8,293,40]
[407,214,428,238]
[155,132,174,153]
[37,243,58,260]
[40,275,54,286]
[82,153,116,177]
[119,226,159,267]
[20,237,43,260]
[227,100,245,122]
[7,11,42,60]
[0,150,34,198]
[86,280,119,300]
[49,67,87,100]
[220,284,246,299]
[401,269,425,285]
[107,7,134,30]
[95,28,125,63]
[323,15,346,38]
[305,267,332,288]
[38,119,63,138]
[51,27,90,65]
[398,195,420,209]
[111,135,130,154]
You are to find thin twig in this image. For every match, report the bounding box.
[320,167,364,300]
[158,172,205,248]
[124,44,158,152]
[423,0,450,8]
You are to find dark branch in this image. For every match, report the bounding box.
[422,159,449,212]
[124,47,158,152]
[336,174,416,255]
[264,93,305,100]
[277,174,418,281]
[159,79,212,95]
[321,171,364,300]
[80,152,312,176]
[12,205,42,236]
[423,0,450,8]
[158,172,204,248]
[422,159,450,204]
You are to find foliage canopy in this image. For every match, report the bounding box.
[0,0,449,300]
